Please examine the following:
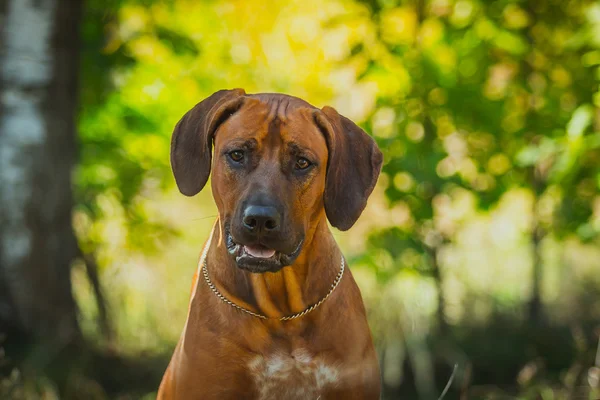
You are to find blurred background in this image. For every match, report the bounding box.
[1,0,600,399]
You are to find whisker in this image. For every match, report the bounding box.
[190,215,218,221]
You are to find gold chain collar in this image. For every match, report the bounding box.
[201,255,345,321]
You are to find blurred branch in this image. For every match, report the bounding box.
[425,243,449,334]
[79,250,114,346]
[595,333,600,367]
[438,363,458,400]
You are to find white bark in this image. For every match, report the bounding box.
[0,0,57,329]
[0,0,81,346]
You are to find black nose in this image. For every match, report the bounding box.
[242,205,281,234]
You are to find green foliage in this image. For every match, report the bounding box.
[73,0,600,397]
[347,0,600,290]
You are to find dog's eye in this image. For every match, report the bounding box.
[295,157,311,170]
[228,150,244,163]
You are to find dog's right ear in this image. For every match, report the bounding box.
[170,89,246,196]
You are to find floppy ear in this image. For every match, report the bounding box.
[314,106,383,231]
[170,88,246,196]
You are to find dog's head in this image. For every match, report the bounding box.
[171,89,382,273]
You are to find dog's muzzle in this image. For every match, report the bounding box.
[225,226,303,273]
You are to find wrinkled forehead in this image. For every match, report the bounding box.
[214,97,328,158]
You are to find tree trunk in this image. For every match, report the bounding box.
[0,0,83,374]
[527,163,546,324]
[426,242,448,334]
[522,3,546,326]
[528,201,544,324]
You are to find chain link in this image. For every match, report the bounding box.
[202,255,345,321]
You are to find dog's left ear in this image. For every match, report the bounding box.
[314,106,383,231]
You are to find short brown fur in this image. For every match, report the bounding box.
[159,89,382,399]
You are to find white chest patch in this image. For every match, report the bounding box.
[248,349,339,400]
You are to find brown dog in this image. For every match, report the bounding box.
[158,89,383,399]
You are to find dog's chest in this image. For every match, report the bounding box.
[248,349,339,400]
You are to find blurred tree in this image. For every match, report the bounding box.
[507,1,600,322]
[350,0,600,332]
[0,0,83,388]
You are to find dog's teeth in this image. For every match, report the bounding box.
[244,246,276,258]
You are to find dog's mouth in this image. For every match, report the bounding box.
[242,244,277,259]
[225,230,303,273]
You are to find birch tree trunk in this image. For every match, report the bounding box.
[0,0,83,370]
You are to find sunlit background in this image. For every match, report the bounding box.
[2,0,600,399]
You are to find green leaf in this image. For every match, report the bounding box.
[566,104,593,138]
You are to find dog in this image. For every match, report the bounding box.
[158,89,383,399]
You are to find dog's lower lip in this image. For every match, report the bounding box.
[225,229,303,270]
[243,245,276,259]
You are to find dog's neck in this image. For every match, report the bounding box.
[203,215,342,322]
